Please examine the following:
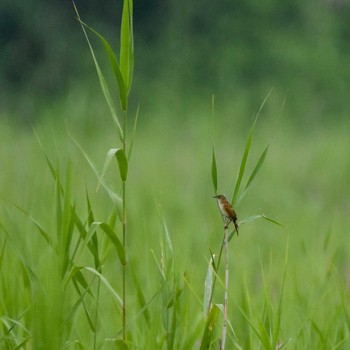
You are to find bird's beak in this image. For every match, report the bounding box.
[213,195,218,198]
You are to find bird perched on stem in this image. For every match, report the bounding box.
[213,194,239,235]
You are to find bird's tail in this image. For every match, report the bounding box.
[234,219,239,236]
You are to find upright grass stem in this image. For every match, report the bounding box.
[221,226,229,350]
[122,110,127,341]
[207,233,225,317]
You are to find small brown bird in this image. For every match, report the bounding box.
[213,194,239,234]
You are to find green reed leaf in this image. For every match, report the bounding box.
[211,148,218,194]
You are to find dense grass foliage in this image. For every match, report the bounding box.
[1,105,350,348]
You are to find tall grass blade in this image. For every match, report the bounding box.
[310,319,329,347]
[162,219,174,256]
[231,90,272,206]
[257,315,273,349]
[15,206,52,246]
[62,203,77,274]
[200,304,220,350]
[79,20,127,111]
[33,129,59,182]
[73,3,124,140]
[168,299,177,350]
[85,188,95,226]
[84,189,101,270]
[272,241,288,349]
[211,148,218,194]
[120,0,134,96]
[231,122,255,206]
[204,255,215,316]
[237,145,269,206]
[70,278,96,332]
[74,219,100,267]
[1,226,41,291]
[238,304,271,349]
[245,145,269,191]
[55,171,63,239]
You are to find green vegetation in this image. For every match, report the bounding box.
[1,94,350,349]
[1,1,350,349]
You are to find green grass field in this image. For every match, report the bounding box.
[1,1,350,348]
[1,102,350,349]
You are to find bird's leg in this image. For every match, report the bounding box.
[224,218,231,230]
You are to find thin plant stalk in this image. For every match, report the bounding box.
[207,233,225,317]
[94,279,101,350]
[121,110,127,341]
[221,226,229,350]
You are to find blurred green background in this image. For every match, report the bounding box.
[1,0,350,125]
[1,1,350,348]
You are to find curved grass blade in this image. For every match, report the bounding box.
[15,206,52,246]
[84,266,123,307]
[261,214,286,228]
[73,269,94,297]
[97,148,120,192]
[245,145,269,191]
[73,2,123,140]
[231,90,272,206]
[66,266,123,307]
[77,221,125,266]
[96,148,128,190]
[226,213,285,242]
[239,214,286,229]
[78,19,127,111]
[69,134,122,205]
[237,145,269,206]
[97,222,126,265]
[231,122,255,206]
